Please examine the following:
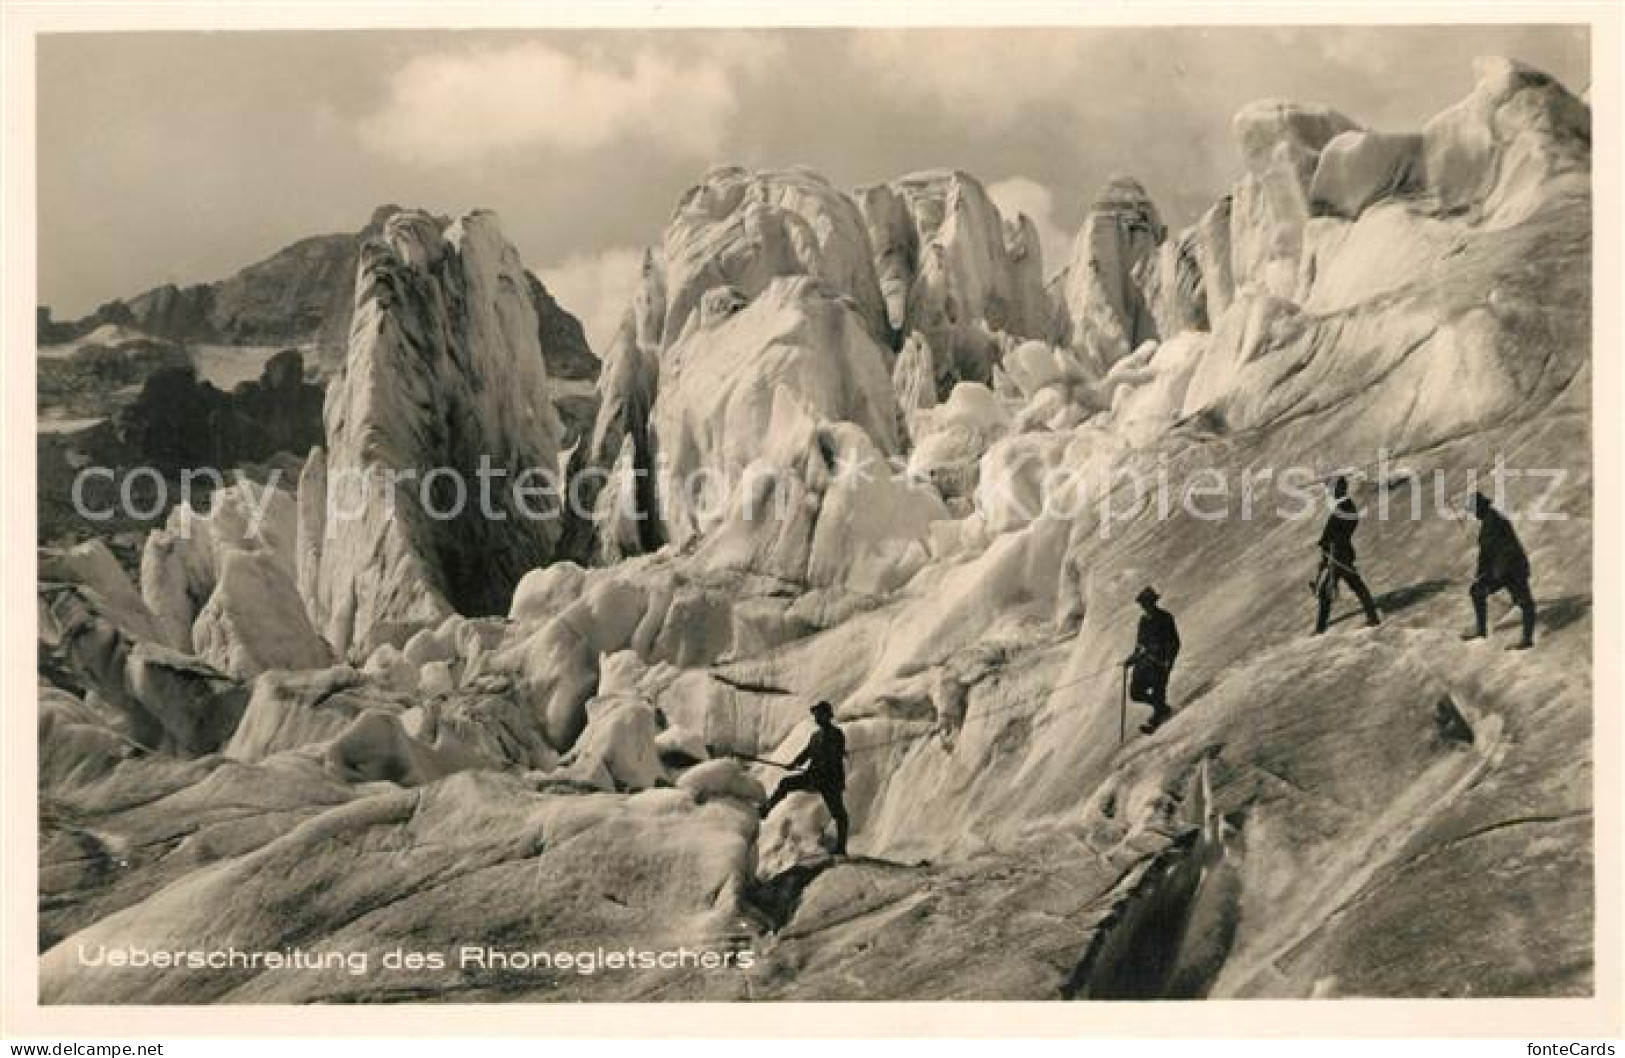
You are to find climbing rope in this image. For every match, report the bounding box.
[842,656,1128,757]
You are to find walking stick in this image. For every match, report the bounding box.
[1119,665,1128,744]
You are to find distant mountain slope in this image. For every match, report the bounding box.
[38,206,600,382]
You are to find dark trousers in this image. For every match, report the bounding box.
[1316,562,1380,633]
[765,772,849,854]
[1129,661,1173,721]
[1471,574,1537,644]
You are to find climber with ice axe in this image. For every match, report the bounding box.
[1312,476,1383,635]
[1122,586,1180,735]
[757,700,850,856]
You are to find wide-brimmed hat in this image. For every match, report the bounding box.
[1135,586,1160,605]
[810,700,834,719]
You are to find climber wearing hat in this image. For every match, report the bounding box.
[1465,491,1537,649]
[1313,476,1383,635]
[1122,587,1180,734]
[761,700,850,856]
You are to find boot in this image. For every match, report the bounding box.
[1518,602,1537,649]
[1466,591,1489,641]
[1352,580,1381,628]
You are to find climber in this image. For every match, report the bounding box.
[1313,476,1382,634]
[1464,491,1537,649]
[1122,587,1180,734]
[761,700,850,856]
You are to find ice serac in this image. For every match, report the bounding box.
[893,331,940,420]
[564,168,886,564]
[1227,100,1358,298]
[190,547,333,679]
[139,481,300,654]
[693,388,948,594]
[857,170,1053,392]
[307,209,564,657]
[651,276,903,548]
[556,267,662,565]
[1309,130,1424,221]
[658,165,887,347]
[1055,176,1168,368]
[1140,227,1210,336]
[1193,197,1236,319]
[1421,56,1590,226]
[855,183,918,333]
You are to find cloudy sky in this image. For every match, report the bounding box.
[38,25,1588,351]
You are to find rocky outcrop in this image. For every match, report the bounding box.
[35,332,191,422]
[44,233,360,354]
[41,209,393,356]
[112,350,325,474]
[525,271,601,382]
[303,209,565,656]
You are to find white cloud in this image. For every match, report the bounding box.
[851,33,1095,127]
[987,177,1073,279]
[539,247,645,355]
[358,43,740,166]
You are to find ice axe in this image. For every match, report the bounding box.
[714,748,793,770]
[1119,664,1129,744]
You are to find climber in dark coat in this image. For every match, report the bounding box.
[1314,476,1382,634]
[1123,586,1180,734]
[1465,492,1537,649]
[762,700,849,855]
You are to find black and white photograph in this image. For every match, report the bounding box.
[4,3,1620,1039]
